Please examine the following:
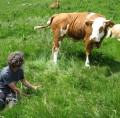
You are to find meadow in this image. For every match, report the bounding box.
[0,0,120,117]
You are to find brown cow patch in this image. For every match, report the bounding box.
[99,26,104,34]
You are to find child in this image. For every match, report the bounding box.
[0,51,40,110]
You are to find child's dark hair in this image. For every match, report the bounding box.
[8,51,24,68]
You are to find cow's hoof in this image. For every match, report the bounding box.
[85,63,90,67]
[53,61,57,64]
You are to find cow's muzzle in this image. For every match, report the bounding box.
[90,37,96,42]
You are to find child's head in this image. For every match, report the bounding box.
[8,51,24,69]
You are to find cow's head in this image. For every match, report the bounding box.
[85,17,114,42]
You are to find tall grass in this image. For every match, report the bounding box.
[0,0,120,117]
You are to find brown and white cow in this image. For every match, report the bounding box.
[34,12,114,67]
[106,24,120,41]
[49,0,60,9]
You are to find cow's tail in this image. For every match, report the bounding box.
[106,28,112,38]
[34,14,58,30]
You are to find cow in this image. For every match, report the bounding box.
[49,0,60,9]
[34,12,114,67]
[106,24,120,41]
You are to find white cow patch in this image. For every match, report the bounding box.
[60,24,69,36]
[47,18,51,25]
[85,55,90,67]
[53,41,61,64]
[53,49,59,64]
[87,13,95,19]
[90,17,106,42]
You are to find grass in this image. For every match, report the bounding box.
[0,0,120,117]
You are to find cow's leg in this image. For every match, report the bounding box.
[85,42,93,67]
[85,53,90,67]
[52,39,62,64]
[52,25,69,64]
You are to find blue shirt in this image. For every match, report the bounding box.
[0,66,24,93]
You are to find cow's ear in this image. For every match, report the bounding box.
[105,21,114,28]
[85,20,93,26]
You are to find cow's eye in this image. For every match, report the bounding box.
[99,26,104,33]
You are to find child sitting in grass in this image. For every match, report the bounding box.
[0,51,40,110]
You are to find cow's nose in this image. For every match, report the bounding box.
[90,37,96,42]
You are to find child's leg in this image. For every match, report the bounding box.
[0,89,5,110]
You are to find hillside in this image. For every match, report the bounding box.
[0,0,120,117]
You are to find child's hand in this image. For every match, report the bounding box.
[32,85,42,90]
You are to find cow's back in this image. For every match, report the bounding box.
[51,12,105,40]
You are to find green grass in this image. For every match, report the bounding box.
[0,0,120,117]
